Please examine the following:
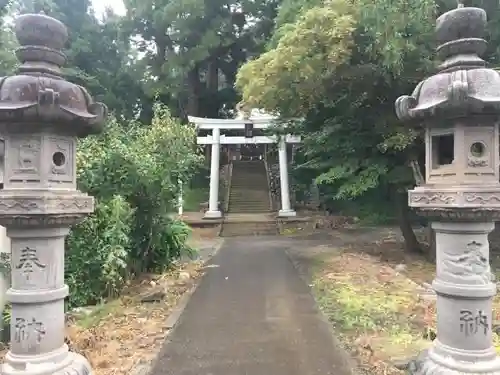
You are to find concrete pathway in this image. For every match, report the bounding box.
[150,236,354,375]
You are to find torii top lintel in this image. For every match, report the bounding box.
[188,115,279,130]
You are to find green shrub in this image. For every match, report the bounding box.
[66,103,203,307]
[146,218,194,272]
[66,196,133,308]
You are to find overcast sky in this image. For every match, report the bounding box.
[91,0,126,17]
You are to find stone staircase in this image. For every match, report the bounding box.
[221,161,277,236]
[227,160,272,213]
[219,215,278,237]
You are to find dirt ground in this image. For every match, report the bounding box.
[285,226,500,375]
[66,261,205,375]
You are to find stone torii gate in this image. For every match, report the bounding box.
[188,110,300,219]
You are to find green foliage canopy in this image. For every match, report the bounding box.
[122,0,280,117]
[236,0,437,201]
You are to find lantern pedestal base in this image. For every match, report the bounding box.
[1,349,92,375]
[409,344,500,375]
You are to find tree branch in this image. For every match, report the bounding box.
[409,158,424,186]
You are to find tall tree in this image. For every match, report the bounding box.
[122,0,280,119]
[15,0,147,120]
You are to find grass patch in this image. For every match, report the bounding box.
[290,228,500,373]
[309,252,433,374]
[183,188,208,212]
[75,300,124,329]
[282,227,300,235]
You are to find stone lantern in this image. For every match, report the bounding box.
[0,13,106,375]
[396,4,500,375]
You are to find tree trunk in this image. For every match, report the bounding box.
[186,66,201,117]
[207,59,219,93]
[394,189,422,253]
[204,59,221,118]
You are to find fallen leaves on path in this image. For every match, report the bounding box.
[66,261,205,375]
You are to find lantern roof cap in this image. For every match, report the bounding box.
[395,6,500,124]
[0,13,106,136]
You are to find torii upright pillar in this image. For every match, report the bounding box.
[205,128,222,219]
[278,139,296,217]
